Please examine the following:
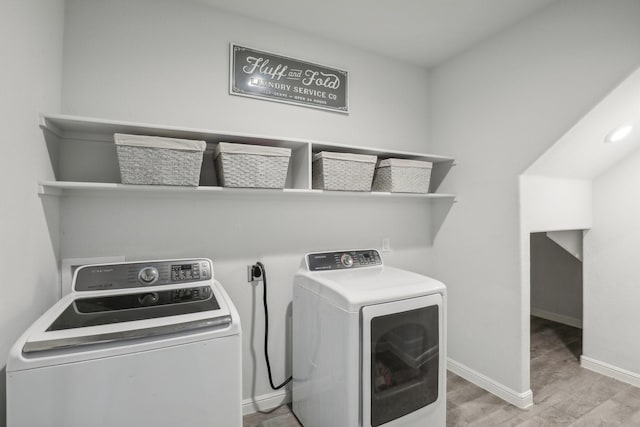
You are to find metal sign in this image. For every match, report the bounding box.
[230,44,349,113]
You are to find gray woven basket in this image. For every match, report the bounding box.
[312,151,377,191]
[214,142,291,188]
[114,134,206,186]
[372,159,432,193]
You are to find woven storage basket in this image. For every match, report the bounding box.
[372,158,433,193]
[312,151,377,191]
[214,142,291,188]
[114,134,206,186]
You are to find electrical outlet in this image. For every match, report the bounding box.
[247,264,262,282]
[381,238,391,253]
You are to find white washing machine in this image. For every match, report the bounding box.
[292,249,446,427]
[7,258,242,427]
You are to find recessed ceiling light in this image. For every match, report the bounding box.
[604,125,633,143]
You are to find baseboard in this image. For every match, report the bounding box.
[581,356,640,388]
[242,389,291,415]
[245,361,537,414]
[531,307,583,329]
[447,358,533,409]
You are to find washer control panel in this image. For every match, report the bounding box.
[307,250,382,271]
[74,259,213,292]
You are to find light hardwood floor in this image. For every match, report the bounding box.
[243,317,640,426]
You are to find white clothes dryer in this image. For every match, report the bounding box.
[7,258,242,427]
[292,249,446,427]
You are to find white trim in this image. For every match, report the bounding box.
[242,389,290,416]
[580,356,640,388]
[447,358,533,409]
[531,308,583,329]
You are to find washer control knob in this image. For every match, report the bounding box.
[138,266,159,285]
[138,292,159,306]
[340,254,354,268]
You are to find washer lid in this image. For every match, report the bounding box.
[47,285,220,331]
[294,265,446,312]
[19,282,232,354]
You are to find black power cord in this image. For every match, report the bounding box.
[255,261,292,390]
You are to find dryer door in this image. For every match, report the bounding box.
[362,293,444,427]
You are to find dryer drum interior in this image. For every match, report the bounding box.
[369,305,440,427]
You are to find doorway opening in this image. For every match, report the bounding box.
[529,231,583,395]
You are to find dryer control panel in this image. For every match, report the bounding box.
[74,259,213,292]
[307,250,382,271]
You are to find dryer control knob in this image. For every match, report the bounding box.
[340,254,354,268]
[138,266,159,285]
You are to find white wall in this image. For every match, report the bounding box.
[62,0,430,151]
[0,0,65,425]
[583,145,640,382]
[61,0,437,409]
[428,0,640,403]
[520,176,592,234]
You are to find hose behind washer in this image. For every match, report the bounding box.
[256,261,292,390]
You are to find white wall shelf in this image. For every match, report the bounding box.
[40,113,456,200]
[38,180,457,200]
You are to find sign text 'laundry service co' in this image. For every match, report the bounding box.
[230,44,348,113]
